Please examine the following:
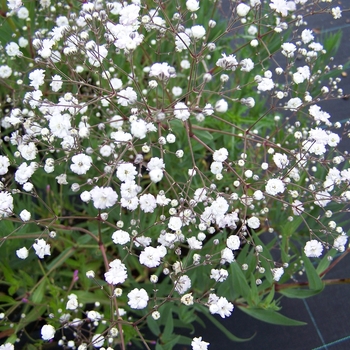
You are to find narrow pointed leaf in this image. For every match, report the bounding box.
[197,305,255,342]
[238,306,307,326]
[278,288,323,299]
[302,253,324,291]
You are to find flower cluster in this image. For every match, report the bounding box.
[0,0,349,349]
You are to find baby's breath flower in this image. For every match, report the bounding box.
[41,325,55,341]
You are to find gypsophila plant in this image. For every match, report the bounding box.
[0,0,349,349]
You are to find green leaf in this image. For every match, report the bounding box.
[156,342,165,350]
[302,254,324,291]
[263,285,275,305]
[316,249,338,275]
[147,315,161,337]
[31,279,46,304]
[249,273,259,305]
[161,304,174,341]
[196,305,255,342]
[162,335,181,350]
[0,295,17,305]
[238,306,307,326]
[46,247,76,271]
[230,262,251,302]
[176,335,193,345]
[278,288,323,299]
[15,305,47,333]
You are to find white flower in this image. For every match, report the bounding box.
[210,161,223,175]
[257,77,274,91]
[139,194,157,213]
[116,163,137,182]
[6,42,21,57]
[16,247,29,259]
[119,3,140,26]
[91,334,104,348]
[273,153,289,169]
[149,62,176,80]
[211,196,229,216]
[29,69,45,90]
[7,0,22,12]
[0,156,10,175]
[210,269,228,282]
[186,0,199,12]
[0,191,14,218]
[104,259,128,285]
[100,145,112,157]
[19,209,31,221]
[265,178,285,196]
[50,75,63,92]
[191,337,210,350]
[38,38,54,59]
[293,66,310,84]
[309,105,330,124]
[130,119,148,139]
[221,247,234,264]
[49,113,71,139]
[253,190,264,200]
[281,42,297,57]
[90,186,118,209]
[0,343,14,350]
[168,216,183,231]
[127,288,149,309]
[70,153,92,175]
[237,3,250,17]
[331,7,342,20]
[304,240,323,258]
[112,230,130,245]
[174,102,190,121]
[216,54,238,71]
[15,162,36,184]
[226,235,240,250]
[314,191,331,207]
[215,99,228,113]
[110,78,123,90]
[41,324,55,340]
[301,29,314,44]
[181,293,194,306]
[86,43,108,67]
[191,25,206,40]
[86,270,95,279]
[33,239,51,259]
[292,200,304,215]
[117,87,137,106]
[240,58,254,72]
[66,295,78,310]
[333,235,348,251]
[213,148,228,162]
[18,142,38,161]
[147,157,165,171]
[187,237,203,250]
[247,216,260,229]
[80,191,90,203]
[209,296,234,318]
[0,65,12,78]
[175,32,191,52]
[149,168,164,183]
[139,246,162,268]
[269,0,289,17]
[175,275,192,294]
[87,310,102,322]
[272,267,284,281]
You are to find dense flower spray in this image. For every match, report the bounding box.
[0,0,349,349]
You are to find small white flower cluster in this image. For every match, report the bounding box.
[1,0,349,348]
